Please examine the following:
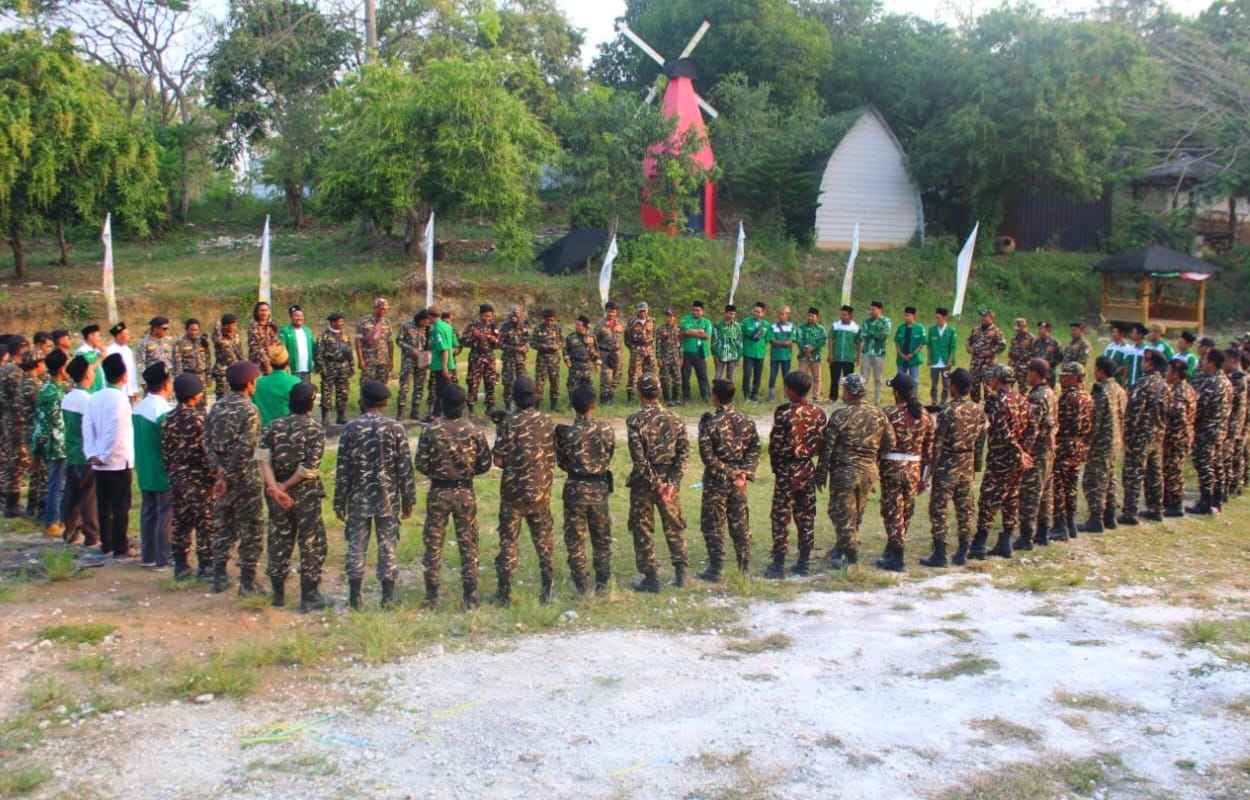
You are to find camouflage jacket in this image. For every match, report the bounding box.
[316,328,355,375]
[355,316,394,368]
[14,372,40,443]
[564,331,599,368]
[248,321,280,373]
[258,413,325,502]
[985,387,1034,467]
[595,317,623,355]
[204,392,261,485]
[1227,370,1247,439]
[769,400,828,492]
[1026,383,1058,455]
[1056,385,1094,461]
[968,324,1007,368]
[138,335,175,374]
[625,403,688,492]
[1090,378,1127,457]
[882,404,934,484]
[530,322,564,356]
[173,335,211,378]
[1030,335,1061,368]
[461,321,500,360]
[817,402,893,486]
[556,415,615,502]
[334,410,415,518]
[697,405,760,490]
[1165,380,1197,450]
[656,323,682,365]
[0,363,20,423]
[30,378,68,460]
[625,315,655,353]
[397,321,427,366]
[161,404,214,488]
[499,319,531,359]
[1008,331,1035,374]
[1195,371,1232,440]
[493,407,556,503]
[930,398,985,477]
[1062,337,1091,366]
[1125,372,1168,443]
[415,417,491,482]
[212,327,245,376]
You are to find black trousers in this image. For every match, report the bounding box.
[93,468,132,557]
[742,357,764,400]
[681,353,709,402]
[432,370,452,417]
[829,361,855,401]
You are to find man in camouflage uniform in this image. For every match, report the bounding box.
[335,380,415,610]
[396,310,430,420]
[1240,350,1250,495]
[564,315,600,397]
[461,303,500,415]
[1051,362,1094,541]
[1079,357,1127,532]
[138,316,175,375]
[355,297,394,387]
[1188,349,1232,514]
[766,371,827,578]
[416,383,492,608]
[697,378,760,581]
[499,306,531,413]
[15,356,45,518]
[1031,322,1061,388]
[625,373,688,592]
[921,369,985,566]
[492,376,556,604]
[211,315,245,400]
[531,309,564,411]
[624,302,657,401]
[876,374,934,572]
[257,383,327,612]
[968,309,1006,404]
[316,312,355,426]
[172,319,211,385]
[656,308,683,405]
[1,337,31,516]
[1063,322,1091,368]
[1016,358,1057,550]
[1222,347,1247,504]
[205,361,264,594]
[1008,318,1035,394]
[555,386,616,593]
[596,301,624,405]
[1118,349,1168,525]
[974,365,1034,559]
[161,374,215,580]
[1163,358,1197,517]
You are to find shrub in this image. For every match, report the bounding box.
[613,233,732,309]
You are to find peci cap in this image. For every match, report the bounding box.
[142,361,169,387]
[109,322,127,336]
[149,316,169,328]
[1059,362,1084,378]
[328,312,344,322]
[361,379,390,405]
[990,364,1014,382]
[173,373,204,401]
[226,360,260,386]
[887,372,915,393]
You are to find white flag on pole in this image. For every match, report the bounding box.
[258,215,272,305]
[840,222,860,307]
[729,221,745,305]
[424,211,435,308]
[599,234,618,309]
[952,221,979,317]
[101,214,118,325]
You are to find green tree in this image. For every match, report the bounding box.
[0,28,162,276]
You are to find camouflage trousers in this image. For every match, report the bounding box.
[880,465,921,548]
[1052,450,1085,521]
[397,360,427,418]
[1082,448,1119,518]
[627,349,658,396]
[566,364,594,397]
[171,479,215,567]
[977,454,1023,531]
[1121,435,1163,515]
[599,351,621,404]
[423,485,478,595]
[496,498,555,584]
[212,478,264,571]
[266,494,326,584]
[534,353,561,406]
[1242,438,1250,489]
[970,361,994,403]
[4,439,30,496]
[212,369,229,400]
[359,362,391,387]
[501,353,526,407]
[628,485,687,575]
[700,485,750,570]
[1019,449,1055,531]
[828,468,875,552]
[1222,436,1242,497]
[1162,438,1189,510]
[771,482,817,561]
[563,482,612,585]
[466,354,498,411]
[659,359,681,403]
[321,368,352,417]
[26,457,47,516]
[345,511,400,582]
[929,467,975,547]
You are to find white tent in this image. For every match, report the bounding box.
[814,108,923,251]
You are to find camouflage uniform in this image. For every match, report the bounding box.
[315,327,355,420]
[493,407,556,598]
[415,416,492,603]
[879,405,934,550]
[927,398,986,551]
[1,364,31,502]
[1224,368,1247,500]
[396,321,428,418]
[173,334,211,384]
[211,326,245,399]
[1030,335,1061,387]
[498,317,531,408]
[461,320,500,413]
[1062,337,1091,368]
[697,404,760,574]
[16,373,40,513]
[1193,371,1232,506]
[335,410,415,583]
[655,322,682,404]
[1019,383,1057,535]
[530,322,564,408]
[768,399,828,568]
[248,321,280,375]
[595,317,624,404]
[1083,377,1127,523]
[625,314,658,397]
[1009,331,1035,393]
[1163,379,1197,511]
[356,316,394,386]
[160,404,216,570]
[1053,381,1094,529]
[817,399,892,556]
[205,392,263,574]
[138,334,175,375]
[258,413,327,585]
[1120,371,1167,517]
[976,380,1034,536]
[555,414,616,591]
[626,392,689,580]
[564,330,600,397]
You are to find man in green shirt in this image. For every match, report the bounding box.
[32,349,70,536]
[60,356,99,546]
[894,305,927,385]
[767,305,798,402]
[680,301,713,402]
[927,307,957,404]
[74,324,106,393]
[429,307,458,417]
[796,307,827,401]
[1125,324,1148,386]
[1144,323,1174,365]
[740,302,770,402]
[1175,331,1199,378]
[135,362,175,568]
[860,301,892,404]
[279,305,317,384]
[828,305,861,403]
[711,304,743,384]
[253,345,301,429]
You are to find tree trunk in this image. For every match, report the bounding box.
[56,218,69,266]
[402,207,420,257]
[8,225,25,278]
[284,183,305,228]
[1229,196,1237,241]
[365,0,378,57]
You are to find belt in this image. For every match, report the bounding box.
[567,471,613,492]
[431,478,472,489]
[885,453,922,462]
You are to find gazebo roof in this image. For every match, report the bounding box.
[1136,154,1224,185]
[1091,246,1221,276]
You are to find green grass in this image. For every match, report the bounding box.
[37,623,116,646]
[967,717,1042,745]
[922,654,999,681]
[939,754,1132,800]
[22,677,69,711]
[1052,691,1143,715]
[726,633,793,654]
[38,547,77,581]
[0,765,50,798]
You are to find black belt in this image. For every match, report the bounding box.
[431,478,472,489]
[567,471,613,492]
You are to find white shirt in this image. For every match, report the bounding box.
[83,386,135,471]
[293,326,310,373]
[106,341,140,397]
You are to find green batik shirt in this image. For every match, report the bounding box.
[741,316,770,360]
[711,320,743,362]
[829,320,861,363]
[796,323,827,363]
[860,315,892,358]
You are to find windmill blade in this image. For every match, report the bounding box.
[618,23,667,67]
[696,94,720,119]
[679,20,711,58]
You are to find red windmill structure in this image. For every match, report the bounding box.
[619,21,719,239]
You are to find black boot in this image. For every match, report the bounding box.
[424,577,439,609]
[875,545,905,573]
[539,573,554,604]
[463,580,480,609]
[571,570,589,596]
[791,550,811,577]
[1078,514,1103,533]
[951,541,969,566]
[673,564,689,588]
[494,576,512,606]
[1186,490,1213,515]
[270,577,285,608]
[828,547,857,570]
[918,541,947,568]
[1116,510,1139,526]
[969,529,989,560]
[697,559,723,582]
[348,578,363,610]
[1212,488,1225,512]
[4,493,22,518]
[173,553,193,581]
[299,578,327,613]
[196,561,211,580]
[1013,525,1034,552]
[1065,514,1078,541]
[988,528,1013,559]
[1163,505,1185,518]
[762,557,786,579]
[321,408,330,427]
[238,567,260,597]
[1139,509,1163,522]
[594,571,610,595]
[212,561,230,593]
[380,579,396,608]
[336,412,347,426]
[1103,506,1118,529]
[1049,521,1068,539]
[631,571,661,593]
[1034,524,1051,546]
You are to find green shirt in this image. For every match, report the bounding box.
[430,318,457,371]
[769,321,797,362]
[1178,349,1199,378]
[133,393,174,492]
[861,315,892,358]
[740,316,770,360]
[927,323,957,368]
[1145,340,1174,363]
[679,315,713,358]
[61,387,90,466]
[279,324,317,374]
[253,369,301,429]
[895,321,928,368]
[711,320,743,362]
[829,320,861,363]
[796,322,827,363]
[76,346,105,393]
[31,379,67,462]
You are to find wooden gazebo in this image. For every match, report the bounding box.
[1092,246,1221,333]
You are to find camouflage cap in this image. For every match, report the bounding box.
[637,373,660,395]
[841,373,866,396]
[373,297,389,309]
[978,308,993,317]
[1059,361,1084,378]
[1014,317,1027,326]
[990,364,1014,382]
[636,301,649,311]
